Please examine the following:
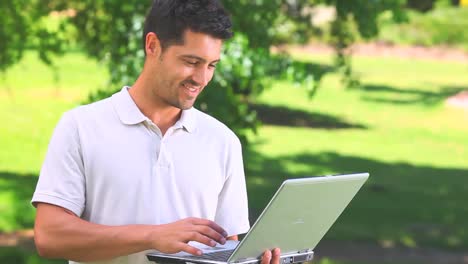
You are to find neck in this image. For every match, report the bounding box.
[129,71,181,135]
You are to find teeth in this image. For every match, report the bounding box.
[183,84,197,92]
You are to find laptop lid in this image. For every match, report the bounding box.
[146,173,369,264]
[228,172,369,262]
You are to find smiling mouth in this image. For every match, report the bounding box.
[181,82,202,96]
[183,83,198,92]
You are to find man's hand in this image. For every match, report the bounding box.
[34,204,229,261]
[261,248,281,264]
[149,217,228,255]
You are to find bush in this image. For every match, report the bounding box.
[378,6,468,50]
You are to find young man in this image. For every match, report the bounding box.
[31,1,280,264]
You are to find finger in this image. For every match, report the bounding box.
[271,248,281,264]
[192,218,228,237]
[194,225,227,245]
[261,250,272,264]
[179,242,203,256]
[187,232,218,248]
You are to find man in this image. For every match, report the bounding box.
[31,1,280,264]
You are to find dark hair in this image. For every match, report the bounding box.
[143,0,233,53]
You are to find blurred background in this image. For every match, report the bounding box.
[1,0,467,263]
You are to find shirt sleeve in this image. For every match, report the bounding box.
[31,110,86,216]
[214,135,250,236]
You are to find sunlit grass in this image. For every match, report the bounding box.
[1,49,467,264]
[0,52,108,173]
[0,52,108,237]
[246,52,468,250]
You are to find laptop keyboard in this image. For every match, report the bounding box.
[186,249,235,261]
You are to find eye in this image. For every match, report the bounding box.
[185,60,198,66]
[209,64,217,69]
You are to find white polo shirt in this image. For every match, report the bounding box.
[32,87,250,264]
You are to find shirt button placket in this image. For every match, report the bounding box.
[158,128,172,169]
[148,122,165,223]
[147,121,162,175]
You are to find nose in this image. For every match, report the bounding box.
[192,67,212,87]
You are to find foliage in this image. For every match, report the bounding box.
[406,0,460,12]
[0,0,67,72]
[378,6,468,50]
[223,0,315,47]
[315,0,407,88]
[406,0,437,12]
[45,0,325,142]
[0,1,28,72]
[1,0,406,141]
[195,34,328,141]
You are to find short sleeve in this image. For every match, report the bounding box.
[31,111,85,216]
[214,135,250,236]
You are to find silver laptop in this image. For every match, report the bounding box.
[147,172,369,264]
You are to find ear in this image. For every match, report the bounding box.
[145,32,162,57]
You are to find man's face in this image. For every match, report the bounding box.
[149,30,222,110]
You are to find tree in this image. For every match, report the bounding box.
[1,0,406,142]
[45,0,324,142]
[0,0,66,72]
[316,0,407,88]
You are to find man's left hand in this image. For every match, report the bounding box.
[261,248,281,264]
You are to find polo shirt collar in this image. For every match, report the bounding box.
[111,87,148,125]
[111,86,197,132]
[176,108,196,133]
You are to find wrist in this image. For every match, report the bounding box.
[141,224,160,250]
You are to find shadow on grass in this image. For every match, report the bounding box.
[0,172,38,231]
[0,247,66,264]
[244,148,468,250]
[355,84,465,106]
[2,147,468,262]
[251,103,368,129]
[0,173,67,263]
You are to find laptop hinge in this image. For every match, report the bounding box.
[280,250,314,264]
[298,248,313,253]
[231,257,258,263]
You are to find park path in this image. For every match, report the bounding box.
[290,42,468,110]
[290,42,468,63]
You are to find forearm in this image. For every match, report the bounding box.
[35,204,154,262]
[35,203,230,261]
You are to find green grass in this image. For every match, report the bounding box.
[245,52,468,250]
[0,51,108,232]
[0,247,65,264]
[1,50,468,263]
[0,51,108,173]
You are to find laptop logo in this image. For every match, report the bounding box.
[292,218,305,225]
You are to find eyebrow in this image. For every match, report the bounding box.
[179,54,220,64]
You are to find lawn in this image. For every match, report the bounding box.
[0,50,467,263]
[246,52,468,251]
[0,52,108,234]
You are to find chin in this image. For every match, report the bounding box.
[177,97,197,110]
[179,102,195,110]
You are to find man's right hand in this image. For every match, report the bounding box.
[149,217,228,256]
[34,203,228,262]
